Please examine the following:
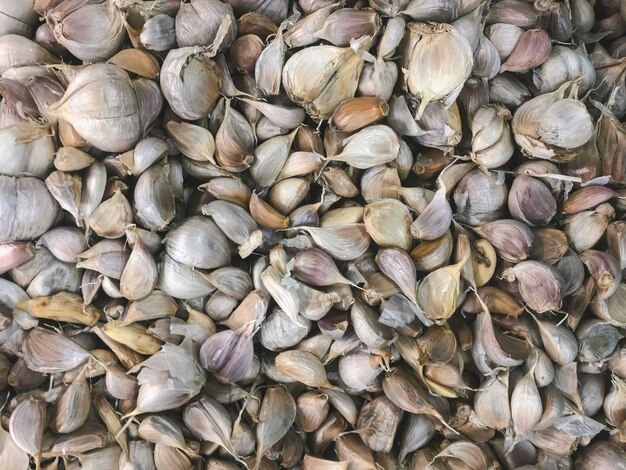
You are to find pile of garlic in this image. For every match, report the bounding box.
[1,0,626,468]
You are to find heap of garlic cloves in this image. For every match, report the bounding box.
[2,0,626,468]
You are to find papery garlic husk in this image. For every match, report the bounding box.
[357,59,398,102]
[473,219,534,263]
[1,176,60,243]
[404,22,473,118]
[356,395,402,453]
[512,84,594,161]
[45,170,82,226]
[54,147,94,173]
[139,13,176,51]
[160,47,223,120]
[580,250,622,300]
[563,202,615,253]
[46,0,125,62]
[363,199,412,250]
[502,261,562,313]
[430,441,489,470]
[508,175,557,226]
[175,0,236,48]
[454,169,508,225]
[470,104,514,168]
[595,108,626,185]
[88,190,132,239]
[534,45,596,95]
[282,36,369,119]
[47,64,145,153]
[413,99,463,153]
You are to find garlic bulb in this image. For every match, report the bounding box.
[46,0,125,62]
[47,64,144,153]
[404,22,473,118]
[512,84,594,161]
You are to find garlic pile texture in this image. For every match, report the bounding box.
[2,0,626,469]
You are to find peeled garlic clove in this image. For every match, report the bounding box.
[580,250,622,300]
[363,199,412,251]
[473,219,534,263]
[405,22,473,118]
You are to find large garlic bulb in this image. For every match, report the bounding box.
[47,64,144,153]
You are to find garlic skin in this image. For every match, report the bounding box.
[47,64,143,153]
[405,22,473,118]
[0,0,38,36]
